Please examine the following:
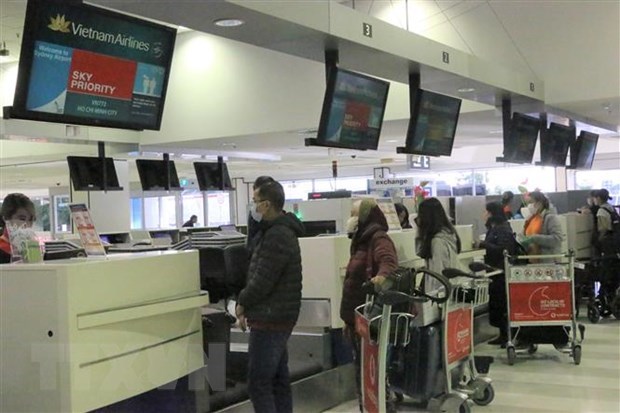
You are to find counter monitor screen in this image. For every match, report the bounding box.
[570,131,598,170]
[316,67,390,150]
[67,156,122,191]
[193,162,233,191]
[502,113,541,164]
[404,89,462,157]
[135,159,182,191]
[540,122,575,166]
[10,0,176,130]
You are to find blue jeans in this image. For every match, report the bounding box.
[247,328,293,413]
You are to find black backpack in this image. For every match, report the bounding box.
[599,205,620,254]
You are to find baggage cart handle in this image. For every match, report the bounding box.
[504,250,575,261]
[379,290,428,306]
[443,268,485,280]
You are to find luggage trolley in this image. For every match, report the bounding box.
[437,265,496,411]
[355,267,495,413]
[503,251,585,365]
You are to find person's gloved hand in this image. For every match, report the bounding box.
[371,275,394,292]
[520,236,533,248]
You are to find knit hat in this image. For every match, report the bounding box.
[357,198,378,225]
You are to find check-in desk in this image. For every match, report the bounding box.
[0,251,208,413]
[299,229,484,329]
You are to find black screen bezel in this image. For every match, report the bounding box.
[193,162,234,191]
[67,156,122,191]
[403,89,462,157]
[316,67,390,151]
[10,0,176,131]
[135,159,182,191]
[539,122,575,167]
[503,112,541,164]
[571,130,599,170]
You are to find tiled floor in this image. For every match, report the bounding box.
[322,315,620,413]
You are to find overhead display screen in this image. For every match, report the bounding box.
[11,0,176,130]
[405,89,462,156]
[316,67,390,150]
[540,122,575,167]
[503,113,541,164]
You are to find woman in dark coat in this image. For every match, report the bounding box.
[480,201,518,346]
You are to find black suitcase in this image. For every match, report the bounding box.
[387,322,444,402]
[202,309,235,359]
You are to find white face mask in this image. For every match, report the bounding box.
[250,203,263,222]
[345,216,359,236]
[527,203,538,215]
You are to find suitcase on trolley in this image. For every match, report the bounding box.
[387,322,443,402]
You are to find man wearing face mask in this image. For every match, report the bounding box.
[340,198,398,410]
[235,180,304,413]
[520,191,564,257]
[0,193,36,264]
[246,176,276,259]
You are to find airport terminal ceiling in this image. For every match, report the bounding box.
[0,0,619,192]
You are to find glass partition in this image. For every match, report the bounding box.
[206,192,231,227]
[575,169,620,201]
[182,190,204,226]
[53,195,71,233]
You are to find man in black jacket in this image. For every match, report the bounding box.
[236,180,304,413]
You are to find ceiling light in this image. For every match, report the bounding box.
[457,87,475,93]
[213,18,245,27]
[386,139,398,143]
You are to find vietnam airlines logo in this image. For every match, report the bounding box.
[48,14,71,33]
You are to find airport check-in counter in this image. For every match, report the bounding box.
[0,250,208,413]
[563,212,594,259]
[299,227,484,329]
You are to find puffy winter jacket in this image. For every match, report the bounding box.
[238,212,304,323]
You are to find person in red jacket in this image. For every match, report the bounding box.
[340,198,398,411]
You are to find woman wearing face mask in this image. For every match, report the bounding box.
[0,193,36,264]
[520,191,563,257]
[480,202,518,346]
[340,198,398,410]
[394,202,412,229]
[415,197,462,291]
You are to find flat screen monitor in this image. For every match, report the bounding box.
[302,220,336,237]
[67,156,122,191]
[570,131,599,170]
[135,159,182,191]
[193,162,233,191]
[502,113,541,164]
[316,67,390,150]
[10,0,176,130]
[404,89,462,156]
[540,122,575,166]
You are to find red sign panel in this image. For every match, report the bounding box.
[343,101,371,131]
[355,311,370,339]
[68,49,136,100]
[509,282,572,322]
[447,307,472,364]
[355,313,379,413]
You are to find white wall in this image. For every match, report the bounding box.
[70,160,131,234]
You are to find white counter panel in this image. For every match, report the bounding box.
[0,251,208,413]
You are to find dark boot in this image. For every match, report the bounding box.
[487,326,507,346]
